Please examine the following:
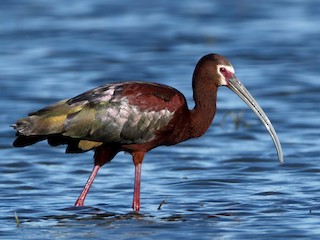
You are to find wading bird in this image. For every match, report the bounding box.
[12,54,283,211]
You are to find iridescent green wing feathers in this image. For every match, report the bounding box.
[13,82,182,152]
[14,99,82,136]
[12,99,96,151]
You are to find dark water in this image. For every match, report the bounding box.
[1,0,320,239]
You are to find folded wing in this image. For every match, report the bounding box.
[13,82,186,152]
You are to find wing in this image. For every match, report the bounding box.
[13,82,187,151]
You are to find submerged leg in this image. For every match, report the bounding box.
[75,147,117,206]
[131,151,145,211]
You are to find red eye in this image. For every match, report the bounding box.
[220,67,226,73]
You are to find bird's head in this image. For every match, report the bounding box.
[197,54,284,163]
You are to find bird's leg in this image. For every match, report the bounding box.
[132,163,142,211]
[74,147,117,207]
[75,164,100,206]
[131,151,145,212]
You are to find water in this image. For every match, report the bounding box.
[1,0,320,239]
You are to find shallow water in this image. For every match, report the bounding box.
[1,0,320,239]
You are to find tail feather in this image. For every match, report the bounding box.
[12,118,35,136]
[12,99,102,153]
[13,130,102,153]
[13,135,47,147]
[13,133,100,153]
[12,99,81,137]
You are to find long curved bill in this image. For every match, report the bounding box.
[227,75,284,163]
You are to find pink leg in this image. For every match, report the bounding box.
[75,165,100,206]
[131,151,145,211]
[132,163,142,211]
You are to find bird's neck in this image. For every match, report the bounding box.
[190,81,218,138]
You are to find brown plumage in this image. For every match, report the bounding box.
[12,53,283,211]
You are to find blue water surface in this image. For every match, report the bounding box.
[1,0,320,239]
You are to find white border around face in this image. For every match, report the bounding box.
[216,64,235,86]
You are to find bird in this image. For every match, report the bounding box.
[12,53,283,211]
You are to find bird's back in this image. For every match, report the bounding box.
[13,81,188,152]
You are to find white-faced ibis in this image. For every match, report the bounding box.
[12,54,283,211]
